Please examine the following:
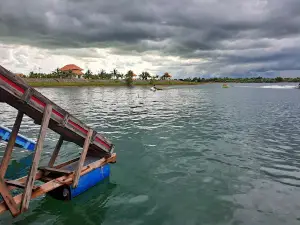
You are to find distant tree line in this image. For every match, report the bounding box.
[176,76,300,83]
[27,69,172,81]
[26,69,300,83]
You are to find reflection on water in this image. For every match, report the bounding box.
[0,84,300,225]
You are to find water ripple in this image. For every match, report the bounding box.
[1,85,300,224]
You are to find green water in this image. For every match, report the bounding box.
[1,84,300,225]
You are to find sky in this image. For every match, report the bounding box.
[1,0,300,78]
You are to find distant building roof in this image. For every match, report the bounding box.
[164,72,172,77]
[60,64,83,71]
[15,73,25,78]
[60,64,83,75]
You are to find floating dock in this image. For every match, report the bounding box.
[0,125,36,151]
[0,65,116,217]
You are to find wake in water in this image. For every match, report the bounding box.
[260,85,297,89]
[236,85,298,89]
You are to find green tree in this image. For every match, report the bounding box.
[98,69,106,79]
[61,70,74,78]
[275,76,284,82]
[29,71,35,78]
[161,72,171,80]
[84,69,93,79]
[111,68,119,80]
[139,71,151,80]
[116,73,123,80]
[52,68,62,78]
[124,70,134,86]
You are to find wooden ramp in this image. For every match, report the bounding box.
[0,65,116,217]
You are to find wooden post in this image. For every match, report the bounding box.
[72,129,93,188]
[21,104,52,212]
[0,177,19,216]
[0,111,24,178]
[48,136,64,167]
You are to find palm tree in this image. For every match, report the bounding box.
[52,68,62,78]
[98,69,106,79]
[84,69,93,79]
[111,68,119,80]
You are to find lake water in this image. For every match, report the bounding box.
[1,83,300,225]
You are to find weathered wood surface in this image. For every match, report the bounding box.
[0,111,24,178]
[5,180,38,190]
[0,64,117,216]
[73,129,93,188]
[0,153,116,214]
[55,157,81,169]
[0,65,112,154]
[7,157,80,192]
[0,177,19,216]
[48,136,64,167]
[39,167,72,175]
[21,104,52,212]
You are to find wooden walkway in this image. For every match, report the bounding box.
[0,65,116,217]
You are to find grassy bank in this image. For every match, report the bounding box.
[25,79,198,87]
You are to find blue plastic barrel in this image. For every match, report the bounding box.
[48,164,110,200]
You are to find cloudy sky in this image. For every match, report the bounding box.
[1,0,300,78]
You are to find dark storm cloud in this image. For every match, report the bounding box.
[1,0,300,76]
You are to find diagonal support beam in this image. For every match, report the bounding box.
[72,129,93,188]
[48,136,64,167]
[0,153,116,215]
[21,104,52,213]
[0,111,24,178]
[0,177,19,217]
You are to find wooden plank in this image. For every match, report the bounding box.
[53,153,116,185]
[7,157,80,192]
[60,114,69,127]
[7,172,43,192]
[0,66,28,89]
[48,136,64,167]
[1,65,112,155]
[0,177,19,217]
[39,167,72,175]
[21,88,33,103]
[72,129,93,188]
[55,157,80,169]
[5,180,38,190]
[21,104,52,213]
[0,111,24,178]
[1,178,64,216]
[0,153,116,215]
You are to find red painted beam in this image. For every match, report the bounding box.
[0,74,111,149]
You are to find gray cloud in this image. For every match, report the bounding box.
[1,0,300,77]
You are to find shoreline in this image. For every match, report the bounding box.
[23,78,298,88]
[24,78,200,87]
